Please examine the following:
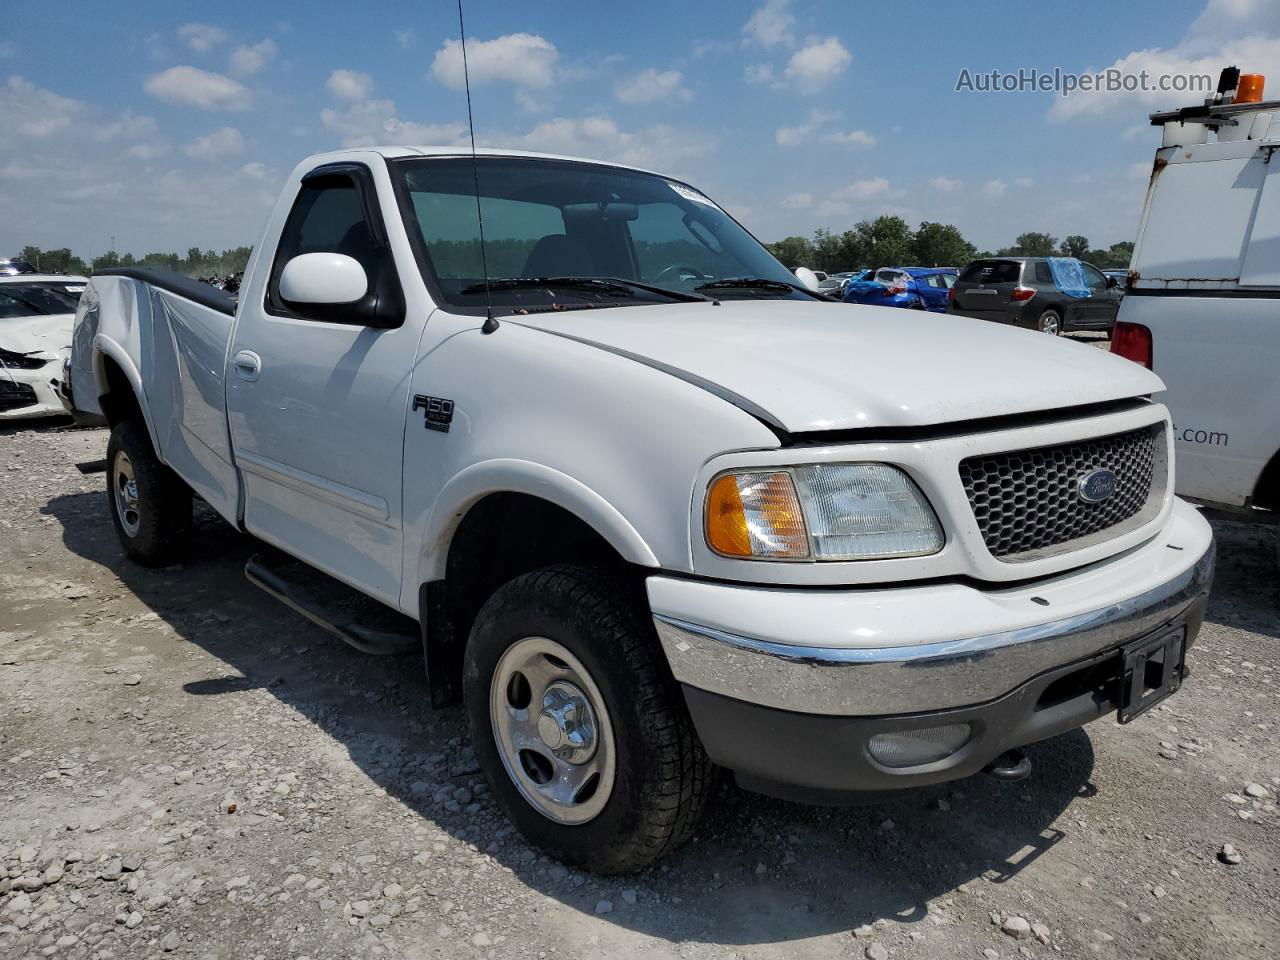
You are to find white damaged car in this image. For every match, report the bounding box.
[0,274,84,420]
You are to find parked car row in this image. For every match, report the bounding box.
[795,256,1123,334]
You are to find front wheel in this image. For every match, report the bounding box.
[1036,308,1063,335]
[106,419,192,566]
[463,565,712,873]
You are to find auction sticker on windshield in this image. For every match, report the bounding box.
[667,182,718,208]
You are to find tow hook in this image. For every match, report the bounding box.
[983,749,1032,782]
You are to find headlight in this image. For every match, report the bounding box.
[705,464,943,561]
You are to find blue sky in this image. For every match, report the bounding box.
[3,0,1278,259]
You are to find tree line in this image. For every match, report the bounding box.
[765,217,1135,273]
[12,245,253,278]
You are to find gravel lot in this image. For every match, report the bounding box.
[1,418,1277,960]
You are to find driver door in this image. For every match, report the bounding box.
[226,162,420,607]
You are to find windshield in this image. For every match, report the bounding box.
[392,157,805,309]
[0,282,84,319]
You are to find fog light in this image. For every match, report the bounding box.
[867,723,971,768]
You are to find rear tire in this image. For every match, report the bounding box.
[463,564,712,874]
[1036,309,1063,335]
[106,419,192,566]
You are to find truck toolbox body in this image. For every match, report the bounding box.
[1116,81,1280,518]
[70,144,1214,872]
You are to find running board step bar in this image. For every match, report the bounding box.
[244,553,419,656]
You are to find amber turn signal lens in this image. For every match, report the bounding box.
[706,471,809,559]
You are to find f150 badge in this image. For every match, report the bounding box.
[1078,468,1117,503]
[412,395,454,433]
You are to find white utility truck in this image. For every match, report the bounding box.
[1115,68,1280,523]
[68,147,1213,872]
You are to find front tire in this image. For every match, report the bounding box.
[463,565,712,873]
[106,419,192,566]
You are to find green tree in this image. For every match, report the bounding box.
[810,228,846,273]
[19,245,84,275]
[854,215,914,268]
[1060,235,1090,258]
[1010,232,1058,257]
[767,235,816,269]
[911,222,976,267]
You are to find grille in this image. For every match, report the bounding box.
[959,423,1164,561]
[0,380,38,412]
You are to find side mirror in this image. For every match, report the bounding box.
[793,266,820,290]
[280,253,368,305]
[1105,274,1119,289]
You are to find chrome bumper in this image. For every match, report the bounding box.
[654,534,1214,717]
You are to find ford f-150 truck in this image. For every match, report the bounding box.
[67,146,1214,873]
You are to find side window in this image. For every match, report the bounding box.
[1034,262,1053,284]
[267,173,382,316]
[1080,263,1108,291]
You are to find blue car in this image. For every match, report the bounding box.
[842,267,958,312]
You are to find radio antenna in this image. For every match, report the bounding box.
[457,0,498,334]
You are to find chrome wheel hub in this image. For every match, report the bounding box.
[113,451,141,538]
[490,637,615,825]
[536,681,598,764]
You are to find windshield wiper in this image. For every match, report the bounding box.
[694,276,822,298]
[461,276,714,304]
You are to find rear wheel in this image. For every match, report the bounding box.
[106,419,192,566]
[1036,308,1063,335]
[463,565,712,873]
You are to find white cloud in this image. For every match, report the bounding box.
[240,161,269,179]
[744,63,776,86]
[487,115,716,173]
[229,39,278,78]
[781,192,813,209]
[982,179,1008,197]
[832,177,891,201]
[825,129,876,147]
[124,142,170,161]
[929,176,962,192]
[144,66,251,111]
[615,69,692,104]
[0,78,279,255]
[395,29,415,50]
[775,109,875,148]
[813,177,894,217]
[184,126,244,160]
[432,33,559,92]
[178,23,229,53]
[321,98,466,148]
[1013,176,1034,189]
[783,38,852,93]
[0,75,85,139]
[742,0,796,48]
[1050,0,1280,119]
[326,69,373,102]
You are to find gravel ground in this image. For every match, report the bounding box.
[1,418,1277,960]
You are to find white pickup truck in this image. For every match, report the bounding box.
[67,146,1213,873]
[1114,70,1280,525]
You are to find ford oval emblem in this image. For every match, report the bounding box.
[1078,468,1117,503]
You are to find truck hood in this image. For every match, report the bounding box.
[1,313,74,358]
[515,300,1164,433]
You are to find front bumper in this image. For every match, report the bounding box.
[649,500,1214,798]
[0,365,70,420]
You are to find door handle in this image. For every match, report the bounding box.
[232,350,262,382]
